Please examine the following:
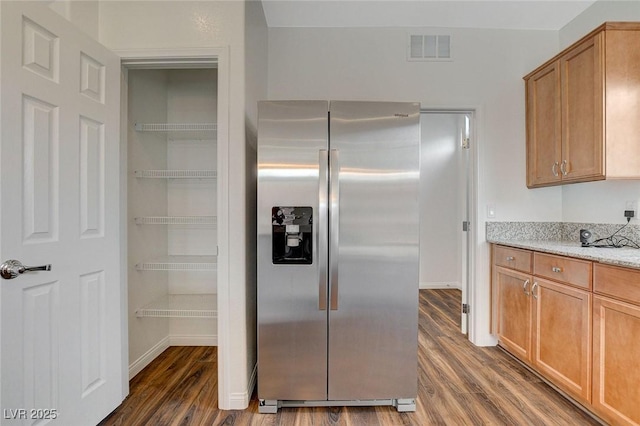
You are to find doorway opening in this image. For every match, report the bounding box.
[119,49,230,406]
[419,110,474,334]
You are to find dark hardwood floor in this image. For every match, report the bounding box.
[99,290,600,425]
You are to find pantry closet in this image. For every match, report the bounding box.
[125,67,218,377]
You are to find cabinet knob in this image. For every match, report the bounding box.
[551,266,562,273]
[506,256,515,261]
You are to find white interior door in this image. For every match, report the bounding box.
[460,114,472,335]
[0,2,124,425]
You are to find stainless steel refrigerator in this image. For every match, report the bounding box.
[257,100,420,413]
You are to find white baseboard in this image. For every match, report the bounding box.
[169,334,217,346]
[129,336,170,379]
[420,281,462,290]
[227,363,258,410]
[128,334,218,379]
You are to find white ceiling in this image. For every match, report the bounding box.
[261,0,597,30]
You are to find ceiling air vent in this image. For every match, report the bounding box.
[408,34,452,61]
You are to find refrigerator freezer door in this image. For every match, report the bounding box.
[328,101,420,400]
[257,100,329,400]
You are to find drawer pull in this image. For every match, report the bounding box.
[523,279,530,296]
[506,256,515,261]
[551,266,562,273]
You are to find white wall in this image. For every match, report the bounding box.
[420,113,465,290]
[559,0,640,225]
[268,26,561,345]
[48,0,100,40]
[99,0,252,409]
[562,180,640,224]
[560,0,640,48]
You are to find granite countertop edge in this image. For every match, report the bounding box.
[487,238,640,270]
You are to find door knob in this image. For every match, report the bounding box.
[1,260,51,280]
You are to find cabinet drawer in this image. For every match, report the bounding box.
[594,263,640,305]
[533,252,592,289]
[493,245,532,273]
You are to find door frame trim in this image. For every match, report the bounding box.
[117,46,231,406]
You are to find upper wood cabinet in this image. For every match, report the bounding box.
[525,22,640,188]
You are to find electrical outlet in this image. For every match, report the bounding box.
[625,200,638,220]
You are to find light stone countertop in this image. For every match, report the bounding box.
[488,239,640,270]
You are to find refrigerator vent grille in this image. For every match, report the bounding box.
[408,34,452,61]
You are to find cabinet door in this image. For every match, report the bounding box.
[526,61,562,188]
[495,267,532,363]
[532,278,591,404]
[561,33,605,182]
[593,296,640,426]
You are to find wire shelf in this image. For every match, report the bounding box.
[134,216,217,226]
[134,123,217,140]
[134,170,217,179]
[136,256,217,271]
[134,123,217,132]
[136,294,217,318]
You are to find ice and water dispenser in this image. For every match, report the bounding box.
[271,207,312,264]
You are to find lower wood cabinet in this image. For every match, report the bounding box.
[493,244,640,424]
[592,295,640,425]
[493,257,591,404]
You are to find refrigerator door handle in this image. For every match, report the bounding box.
[318,150,329,311]
[329,149,340,311]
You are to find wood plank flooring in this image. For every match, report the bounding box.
[99,290,600,425]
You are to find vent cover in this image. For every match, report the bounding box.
[408,34,452,61]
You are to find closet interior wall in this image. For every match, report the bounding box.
[127,68,218,376]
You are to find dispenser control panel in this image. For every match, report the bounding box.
[272,207,312,264]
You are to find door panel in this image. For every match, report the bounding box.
[1,2,123,424]
[532,278,591,403]
[22,95,59,242]
[257,100,329,401]
[495,267,532,363]
[561,34,604,181]
[526,61,561,187]
[328,101,420,400]
[79,116,105,238]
